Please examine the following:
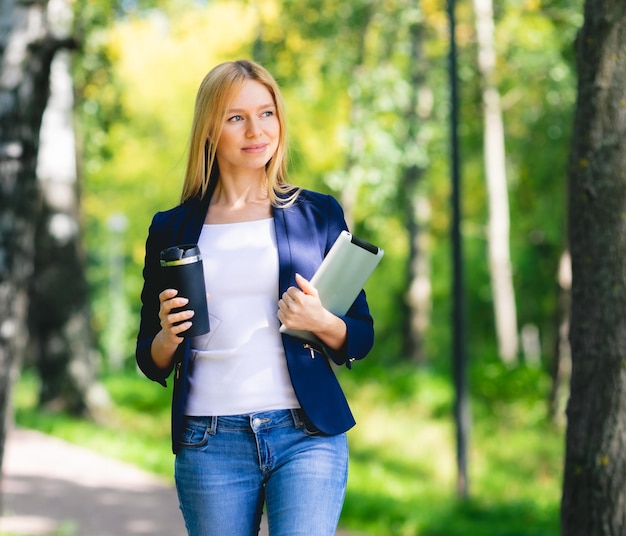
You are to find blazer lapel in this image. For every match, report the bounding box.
[273,206,292,296]
[174,191,212,246]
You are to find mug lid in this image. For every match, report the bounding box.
[160,244,201,266]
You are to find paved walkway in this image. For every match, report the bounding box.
[0,428,358,536]
[0,428,187,536]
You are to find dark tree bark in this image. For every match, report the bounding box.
[562,2,626,534]
[0,0,55,475]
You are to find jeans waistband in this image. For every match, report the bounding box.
[184,409,307,433]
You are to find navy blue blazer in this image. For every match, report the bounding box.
[136,187,374,454]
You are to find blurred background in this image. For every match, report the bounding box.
[3,0,582,534]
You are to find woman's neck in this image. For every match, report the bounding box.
[205,178,272,224]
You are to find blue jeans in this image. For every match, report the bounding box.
[174,409,349,536]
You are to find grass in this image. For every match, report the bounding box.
[14,358,563,535]
[336,362,562,535]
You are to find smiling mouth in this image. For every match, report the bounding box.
[242,144,267,153]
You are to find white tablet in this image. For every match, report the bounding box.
[279,231,384,343]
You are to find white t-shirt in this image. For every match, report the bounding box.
[185,218,300,416]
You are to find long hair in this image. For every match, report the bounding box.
[180,60,299,206]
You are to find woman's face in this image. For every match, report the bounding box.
[215,79,280,176]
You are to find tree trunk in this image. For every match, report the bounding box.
[548,250,571,425]
[29,42,108,415]
[403,192,431,363]
[562,2,626,534]
[0,0,55,476]
[401,20,432,364]
[473,0,519,364]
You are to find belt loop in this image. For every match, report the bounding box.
[290,408,303,428]
[209,415,218,435]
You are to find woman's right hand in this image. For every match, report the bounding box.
[151,288,194,369]
[158,288,195,343]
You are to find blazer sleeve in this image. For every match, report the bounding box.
[319,195,375,367]
[135,213,176,386]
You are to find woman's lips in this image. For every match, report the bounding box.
[242,144,267,153]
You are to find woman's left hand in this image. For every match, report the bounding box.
[278,273,325,331]
[277,273,347,350]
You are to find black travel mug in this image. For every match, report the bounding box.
[160,244,210,337]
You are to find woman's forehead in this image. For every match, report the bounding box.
[228,79,274,108]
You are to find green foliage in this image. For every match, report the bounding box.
[73,0,585,372]
[336,359,562,535]
[15,369,173,477]
[14,0,588,532]
[75,1,262,364]
[15,358,563,535]
[451,0,582,366]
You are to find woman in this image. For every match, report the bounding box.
[136,59,374,536]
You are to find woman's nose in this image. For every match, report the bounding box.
[246,118,262,137]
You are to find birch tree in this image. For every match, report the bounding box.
[473,0,519,363]
[0,0,58,473]
[30,36,108,414]
[0,0,107,480]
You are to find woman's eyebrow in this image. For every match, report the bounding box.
[227,103,276,113]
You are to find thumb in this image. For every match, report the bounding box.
[295,273,316,295]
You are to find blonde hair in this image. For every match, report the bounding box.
[180,60,299,206]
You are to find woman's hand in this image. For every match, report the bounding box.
[278,274,325,330]
[277,273,347,350]
[151,288,195,369]
[158,288,195,342]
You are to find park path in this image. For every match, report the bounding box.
[0,428,358,536]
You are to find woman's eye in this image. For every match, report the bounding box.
[261,110,274,118]
[228,115,243,122]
